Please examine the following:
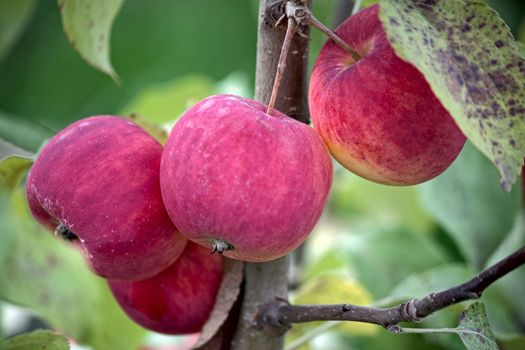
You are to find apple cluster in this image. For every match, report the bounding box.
[25,4,465,335]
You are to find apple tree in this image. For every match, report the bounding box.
[1,0,525,350]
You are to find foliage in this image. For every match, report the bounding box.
[0,157,146,350]
[380,0,525,191]
[58,0,124,81]
[1,1,524,350]
[0,330,69,350]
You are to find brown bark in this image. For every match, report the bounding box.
[230,1,312,349]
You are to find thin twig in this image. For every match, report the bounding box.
[257,246,525,332]
[267,17,297,116]
[286,1,361,61]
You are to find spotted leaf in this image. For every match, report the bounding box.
[379,0,525,191]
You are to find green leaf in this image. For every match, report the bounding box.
[328,167,432,233]
[58,0,124,81]
[518,41,525,57]
[458,302,499,350]
[0,182,146,349]
[0,0,38,63]
[286,275,377,349]
[0,1,257,129]
[0,155,32,189]
[386,264,473,303]
[339,227,450,298]
[0,111,54,153]
[119,75,216,124]
[0,0,37,63]
[499,335,525,350]
[379,0,525,191]
[484,210,525,329]
[383,263,519,345]
[125,113,168,144]
[419,142,521,268]
[0,330,69,350]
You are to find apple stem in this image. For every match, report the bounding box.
[287,1,361,61]
[266,17,297,116]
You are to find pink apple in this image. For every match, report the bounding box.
[160,94,333,262]
[309,4,466,185]
[108,242,224,334]
[26,116,187,280]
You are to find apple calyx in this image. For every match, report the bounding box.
[54,223,78,241]
[210,238,234,255]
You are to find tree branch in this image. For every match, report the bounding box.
[257,246,525,332]
[230,1,312,349]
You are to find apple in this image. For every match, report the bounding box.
[160,94,333,262]
[26,116,187,281]
[309,4,466,185]
[108,242,224,335]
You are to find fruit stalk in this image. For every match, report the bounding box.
[230,0,312,349]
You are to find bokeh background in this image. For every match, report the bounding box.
[1,0,525,349]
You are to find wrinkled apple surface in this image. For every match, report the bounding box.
[309,4,466,185]
[26,116,187,280]
[160,94,333,262]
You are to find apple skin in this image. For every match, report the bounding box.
[160,94,333,262]
[108,242,224,335]
[309,4,466,185]
[26,116,187,281]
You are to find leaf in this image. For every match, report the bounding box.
[339,227,450,298]
[457,302,499,350]
[484,210,525,329]
[379,0,525,191]
[384,264,473,350]
[293,274,377,336]
[0,181,146,349]
[126,113,168,144]
[518,42,525,57]
[119,75,216,125]
[0,156,32,189]
[0,1,257,129]
[58,0,124,81]
[499,335,525,350]
[419,142,521,268]
[193,259,244,349]
[0,111,54,153]
[0,0,38,63]
[383,263,519,347]
[0,330,69,350]
[328,167,432,232]
[386,264,473,303]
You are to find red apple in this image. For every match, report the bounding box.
[26,116,187,281]
[160,94,333,262]
[108,242,224,335]
[309,4,466,185]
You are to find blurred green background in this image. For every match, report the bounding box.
[1,1,525,350]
